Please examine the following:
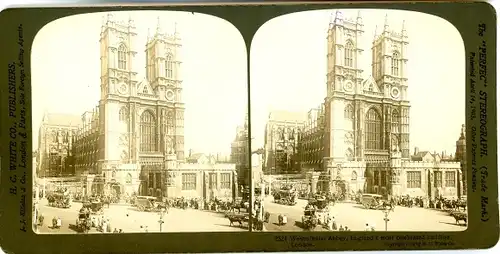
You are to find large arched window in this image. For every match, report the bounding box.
[119,107,128,122]
[364,108,383,150]
[165,55,173,78]
[344,104,354,119]
[140,110,157,152]
[118,45,127,70]
[391,52,400,76]
[345,41,354,67]
[392,109,400,132]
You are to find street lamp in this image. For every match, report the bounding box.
[382,206,391,231]
[158,208,166,232]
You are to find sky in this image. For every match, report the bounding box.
[31,11,247,156]
[250,9,466,156]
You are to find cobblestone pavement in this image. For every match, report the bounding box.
[261,197,466,232]
[35,199,246,234]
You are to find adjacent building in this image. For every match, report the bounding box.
[297,105,326,172]
[230,114,250,190]
[263,110,307,175]
[37,15,238,201]
[37,113,80,178]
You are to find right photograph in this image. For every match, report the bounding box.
[250,9,466,232]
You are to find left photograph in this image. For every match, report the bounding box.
[31,11,250,234]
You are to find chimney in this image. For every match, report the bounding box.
[414,147,419,155]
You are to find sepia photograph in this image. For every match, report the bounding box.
[249,9,467,232]
[31,10,250,234]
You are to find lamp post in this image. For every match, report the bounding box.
[158,208,166,232]
[382,206,391,231]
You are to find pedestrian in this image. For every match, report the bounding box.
[339,225,344,231]
[344,226,350,231]
[113,228,118,233]
[56,217,62,229]
[102,220,107,233]
[106,219,112,233]
[365,223,370,231]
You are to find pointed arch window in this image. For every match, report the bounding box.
[344,104,354,119]
[345,41,354,67]
[142,86,148,94]
[140,110,158,152]
[364,108,383,150]
[391,109,400,134]
[126,173,132,184]
[119,107,128,122]
[376,50,382,78]
[391,52,400,76]
[165,55,173,78]
[118,45,127,70]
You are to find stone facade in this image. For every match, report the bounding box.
[230,114,250,188]
[263,110,307,174]
[65,15,237,200]
[37,113,80,177]
[264,12,463,200]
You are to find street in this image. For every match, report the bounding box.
[261,197,467,232]
[34,199,246,234]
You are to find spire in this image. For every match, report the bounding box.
[106,13,113,24]
[356,10,363,24]
[460,124,466,138]
[174,22,178,35]
[373,25,378,40]
[334,10,343,25]
[156,16,162,35]
[128,14,134,27]
[147,28,150,42]
[383,14,389,32]
[401,20,407,37]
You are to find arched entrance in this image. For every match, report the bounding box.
[110,183,121,199]
[335,180,347,200]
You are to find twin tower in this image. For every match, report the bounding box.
[324,11,411,164]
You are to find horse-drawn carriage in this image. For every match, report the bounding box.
[76,209,91,233]
[273,188,298,206]
[135,196,166,212]
[82,200,104,215]
[301,208,319,230]
[361,194,386,209]
[47,191,72,208]
[226,212,250,227]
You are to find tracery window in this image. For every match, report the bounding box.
[344,104,354,119]
[407,171,421,188]
[182,173,196,190]
[118,45,127,70]
[391,52,400,76]
[391,109,400,133]
[119,107,128,122]
[165,55,173,78]
[434,171,442,187]
[221,173,231,189]
[345,41,354,67]
[126,173,132,184]
[445,171,456,187]
[364,108,382,150]
[140,110,158,152]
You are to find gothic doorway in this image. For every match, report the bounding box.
[111,184,121,198]
[335,181,347,200]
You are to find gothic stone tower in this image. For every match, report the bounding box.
[324,12,409,196]
[145,18,185,161]
[98,14,185,197]
[99,14,139,173]
[324,11,364,164]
